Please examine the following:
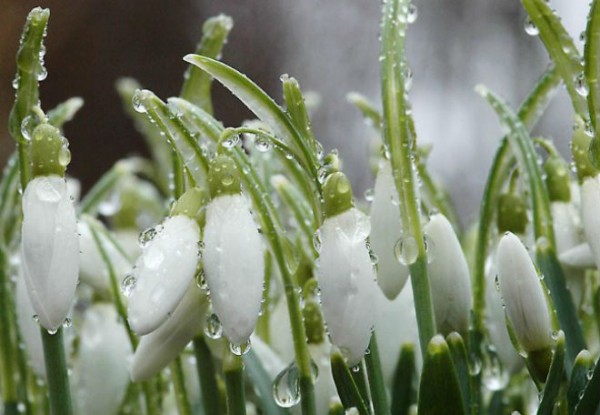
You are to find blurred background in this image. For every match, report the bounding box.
[0,0,588,225]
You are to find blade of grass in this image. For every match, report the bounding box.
[243,349,290,415]
[46,97,84,130]
[536,332,565,415]
[193,336,224,415]
[364,334,390,415]
[391,344,416,415]
[223,348,247,415]
[574,355,600,415]
[330,350,370,415]
[584,0,600,167]
[567,350,594,414]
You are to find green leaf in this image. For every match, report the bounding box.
[347,92,382,131]
[418,335,466,415]
[183,55,319,178]
[362,336,389,415]
[391,344,416,415]
[521,0,587,116]
[574,355,600,415]
[536,331,565,415]
[223,348,247,415]
[281,75,320,156]
[193,337,224,415]
[180,14,233,113]
[330,350,370,415]
[477,85,586,366]
[568,350,594,414]
[0,155,20,249]
[584,0,600,167]
[243,350,289,415]
[46,97,84,130]
[446,333,471,413]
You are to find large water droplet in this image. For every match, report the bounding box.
[524,18,539,36]
[272,362,301,408]
[20,114,40,141]
[138,226,159,248]
[121,273,137,297]
[204,313,223,339]
[254,135,272,153]
[222,134,240,149]
[407,4,418,23]
[394,235,418,265]
[230,338,251,356]
[575,73,589,97]
[58,146,71,167]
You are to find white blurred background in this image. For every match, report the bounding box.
[0,0,588,224]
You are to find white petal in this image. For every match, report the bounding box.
[424,213,472,335]
[130,283,208,381]
[551,201,581,255]
[558,243,595,268]
[72,304,132,415]
[369,161,410,299]
[203,194,265,346]
[20,176,79,331]
[78,221,131,292]
[497,232,552,352]
[15,275,46,379]
[317,208,378,366]
[581,176,600,269]
[128,215,200,335]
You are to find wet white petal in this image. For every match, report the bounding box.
[204,194,265,346]
[369,161,410,299]
[558,243,595,268]
[497,232,552,352]
[72,304,132,415]
[20,176,79,331]
[130,283,208,381]
[424,213,472,335]
[15,275,46,379]
[317,208,378,366]
[580,175,600,269]
[128,215,200,335]
[551,201,581,256]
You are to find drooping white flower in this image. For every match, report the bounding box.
[496,232,552,353]
[127,214,201,335]
[316,206,378,366]
[72,304,132,415]
[424,213,472,335]
[580,175,600,269]
[130,283,208,381]
[369,161,410,300]
[203,193,265,346]
[20,175,79,331]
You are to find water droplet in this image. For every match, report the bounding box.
[62,318,72,328]
[221,173,234,186]
[424,234,435,264]
[482,349,509,391]
[58,146,71,167]
[579,389,585,400]
[230,338,251,356]
[394,235,418,265]
[364,188,374,202]
[468,353,482,376]
[17,402,25,413]
[12,75,20,90]
[138,227,158,248]
[204,313,223,339]
[575,73,589,97]
[132,91,148,113]
[20,114,40,141]
[195,268,207,290]
[524,18,539,36]
[273,362,301,408]
[351,364,361,373]
[32,314,40,324]
[255,135,272,152]
[550,330,559,341]
[47,328,57,335]
[121,274,137,297]
[285,152,293,160]
[494,275,501,292]
[222,134,240,149]
[407,4,418,23]
[312,231,322,252]
[37,65,47,81]
[586,367,595,380]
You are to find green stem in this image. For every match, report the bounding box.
[364,335,389,415]
[223,348,246,415]
[171,357,192,415]
[41,328,72,415]
[193,336,223,415]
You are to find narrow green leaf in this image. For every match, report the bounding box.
[391,344,416,415]
[568,350,594,414]
[182,55,319,179]
[521,0,587,116]
[477,85,586,366]
[46,97,84,130]
[193,336,224,415]
[446,333,471,413]
[223,348,247,415]
[347,92,382,130]
[243,350,289,415]
[180,14,233,113]
[0,155,20,249]
[281,75,320,156]
[330,350,370,415]
[418,335,466,415]
[536,331,565,415]
[364,335,390,415]
[584,0,600,168]
[574,356,600,415]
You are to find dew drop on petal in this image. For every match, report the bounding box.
[62,317,72,328]
[121,273,137,297]
[394,235,418,265]
[204,313,223,339]
[58,146,71,167]
[138,227,158,248]
[230,338,251,356]
[272,362,301,408]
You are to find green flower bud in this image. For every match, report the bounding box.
[571,116,598,182]
[303,300,325,344]
[544,155,571,202]
[496,193,528,234]
[322,172,354,218]
[171,187,209,227]
[208,155,241,198]
[30,123,70,178]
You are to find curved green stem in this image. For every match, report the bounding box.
[41,328,72,415]
[171,357,192,415]
[193,336,223,415]
[223,348,246,415]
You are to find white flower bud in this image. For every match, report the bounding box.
[72,304,132,415]
[580,175,600,269]
[497,232,552,352]
[130,283,208,381]
[203,194,265,346]
[424,213,472,335]
[127,214,200,335]
[20,176,79,331]
[316,207,378,366]
[558,243,595,268]
[369,161,410,299]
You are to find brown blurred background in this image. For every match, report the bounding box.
[0,1,588,223]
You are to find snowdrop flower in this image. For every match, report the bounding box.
[203,155,265,347]
[127,188,204,335]
[72,304,132,415]
[369,160,410,299]
[316,172,378,366]
[496,233,552,355]
[424,213,472,335]
[20,123,79,332]
[131,282,208,381]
